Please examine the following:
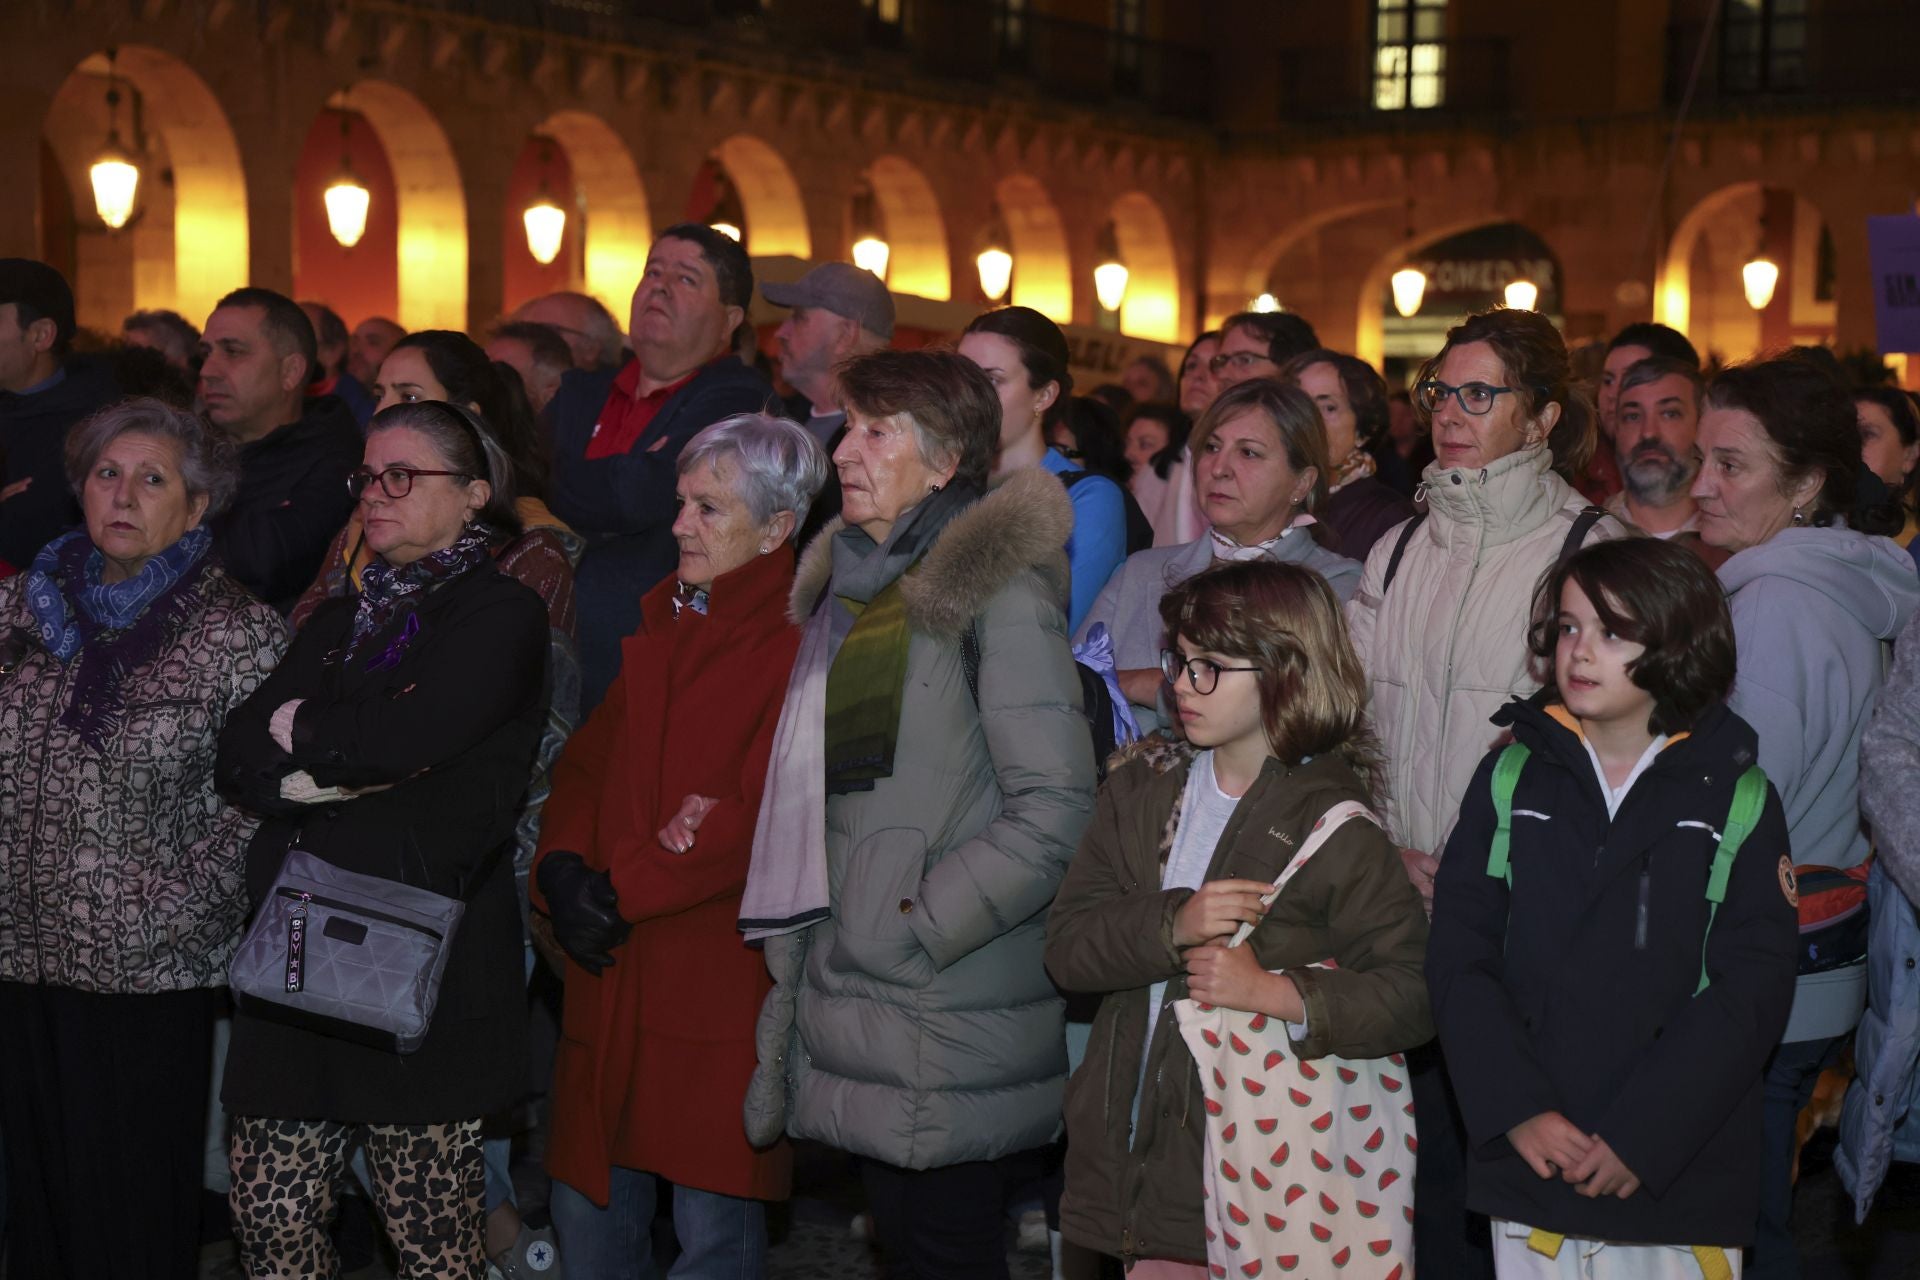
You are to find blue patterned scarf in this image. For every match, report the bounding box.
[346,522,495,665]
[24,526,214,746]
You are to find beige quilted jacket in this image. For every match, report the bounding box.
[1345,446,1626,855]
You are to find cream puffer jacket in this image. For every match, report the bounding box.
[1345,446,1626,855]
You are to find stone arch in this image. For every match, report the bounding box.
[1109,191,1180,343]
[1357,218,1564,374]
[325,81,466,332]
[995,174,1072,324]
[539,110,652,314]
[866,155,949,302]
[713,134,810,259]
[41,45,248,331]
[1657,182,1837,360]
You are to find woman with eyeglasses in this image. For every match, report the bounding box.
[1077,379,1360,734]
[1048,560,1430,1278]
[1342,307,1625,1280]
[216,400,551,1274]
[290,328,582,1269]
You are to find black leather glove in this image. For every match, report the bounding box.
[536,850,630,975]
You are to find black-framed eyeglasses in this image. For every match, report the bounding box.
[1160,649,1260,695]
[1209,350,1274,375]
[1414,379,1522,417]
[347,466,470,500]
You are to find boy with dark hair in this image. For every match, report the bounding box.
[1428,537,1798,1278]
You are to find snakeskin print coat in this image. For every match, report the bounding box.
[0,563,287,992]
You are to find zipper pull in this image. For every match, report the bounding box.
[284,892,310,993]
[1634,866,1651,951]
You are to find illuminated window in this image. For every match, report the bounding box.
[995,0,1028,58]
[1373,0,1446,111]
[861,0,902,22]
[1721,0,1807,93]
[1113,0,1144,78]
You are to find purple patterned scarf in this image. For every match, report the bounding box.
[345,522,494,665]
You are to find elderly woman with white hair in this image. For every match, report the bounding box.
[0,396,285,1278]
[532,412,830,1274]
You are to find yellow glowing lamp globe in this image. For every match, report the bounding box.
[976,246,1013,302]
[1390,267,1427,318]
[1742,255,1780,311]
[1250,292,1281,314]
[1093,260,1130,313]
[1503,277,1540,312]
[325,177,372,249]
[851,235,891,282]
[89,147,140,231]
[709,221,743,244]
[523,198,567,266]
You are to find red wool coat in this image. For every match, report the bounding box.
[532,544,798,1205]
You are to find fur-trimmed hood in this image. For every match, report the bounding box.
[789,467,1074,636]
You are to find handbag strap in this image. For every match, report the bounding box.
[1225,799,1381,949]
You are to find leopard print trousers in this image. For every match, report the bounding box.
[229,1114,485,1278]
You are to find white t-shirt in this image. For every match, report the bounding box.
[1133,752,1240,1139]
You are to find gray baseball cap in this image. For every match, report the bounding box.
[762,262,895,340]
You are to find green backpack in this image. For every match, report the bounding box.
[1486,742,1768,995]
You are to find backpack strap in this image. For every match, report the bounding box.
[1486,742,1532,886]
[1380,512,1428,594]
[1696,765,1769,995]
[1560,505,1607,562]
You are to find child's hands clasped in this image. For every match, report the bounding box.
[1564,1136,1641,1199]
[1508,1112,1640,1199]
[1172,879,1272,947]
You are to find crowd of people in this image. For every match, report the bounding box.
[1,230,1919,1280]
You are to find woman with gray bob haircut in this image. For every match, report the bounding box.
[678,411,833,540]
[535,411,829,1272]
[65,393,241,522]
[0,395,285,1276]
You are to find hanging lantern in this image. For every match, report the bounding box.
[1250,292,1281,313]
[1093,221,1129,313]
[703,162,747,248]
[1742,254,1780,311]
[523,198,566,266]
[324,109,370,249]
[89,49,140,230]
[522,140,567,266]
[1390,265,1427,318]
[1503,277,1539,311]
[850,183,891,281]
[325,171,371,249]
[976,214,1013,302]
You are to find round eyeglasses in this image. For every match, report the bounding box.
[1414,379,1522,417]
[346,466,470,500]
[1160,649,1260,695]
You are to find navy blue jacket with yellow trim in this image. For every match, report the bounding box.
[1426,692,1798,1245]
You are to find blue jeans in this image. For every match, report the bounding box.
[550,1168,766,1280]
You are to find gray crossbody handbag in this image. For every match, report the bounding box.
[230,849,465,1055]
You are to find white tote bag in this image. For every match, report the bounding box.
[1173,801,1417,1279]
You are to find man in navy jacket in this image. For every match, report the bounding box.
[544,225,771,710]
[0,260,118,570]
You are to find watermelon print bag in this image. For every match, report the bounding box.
[1173,801,1416,1279]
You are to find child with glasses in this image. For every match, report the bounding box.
[1426,538,1797,1278]
[1046,560,1433,1277]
